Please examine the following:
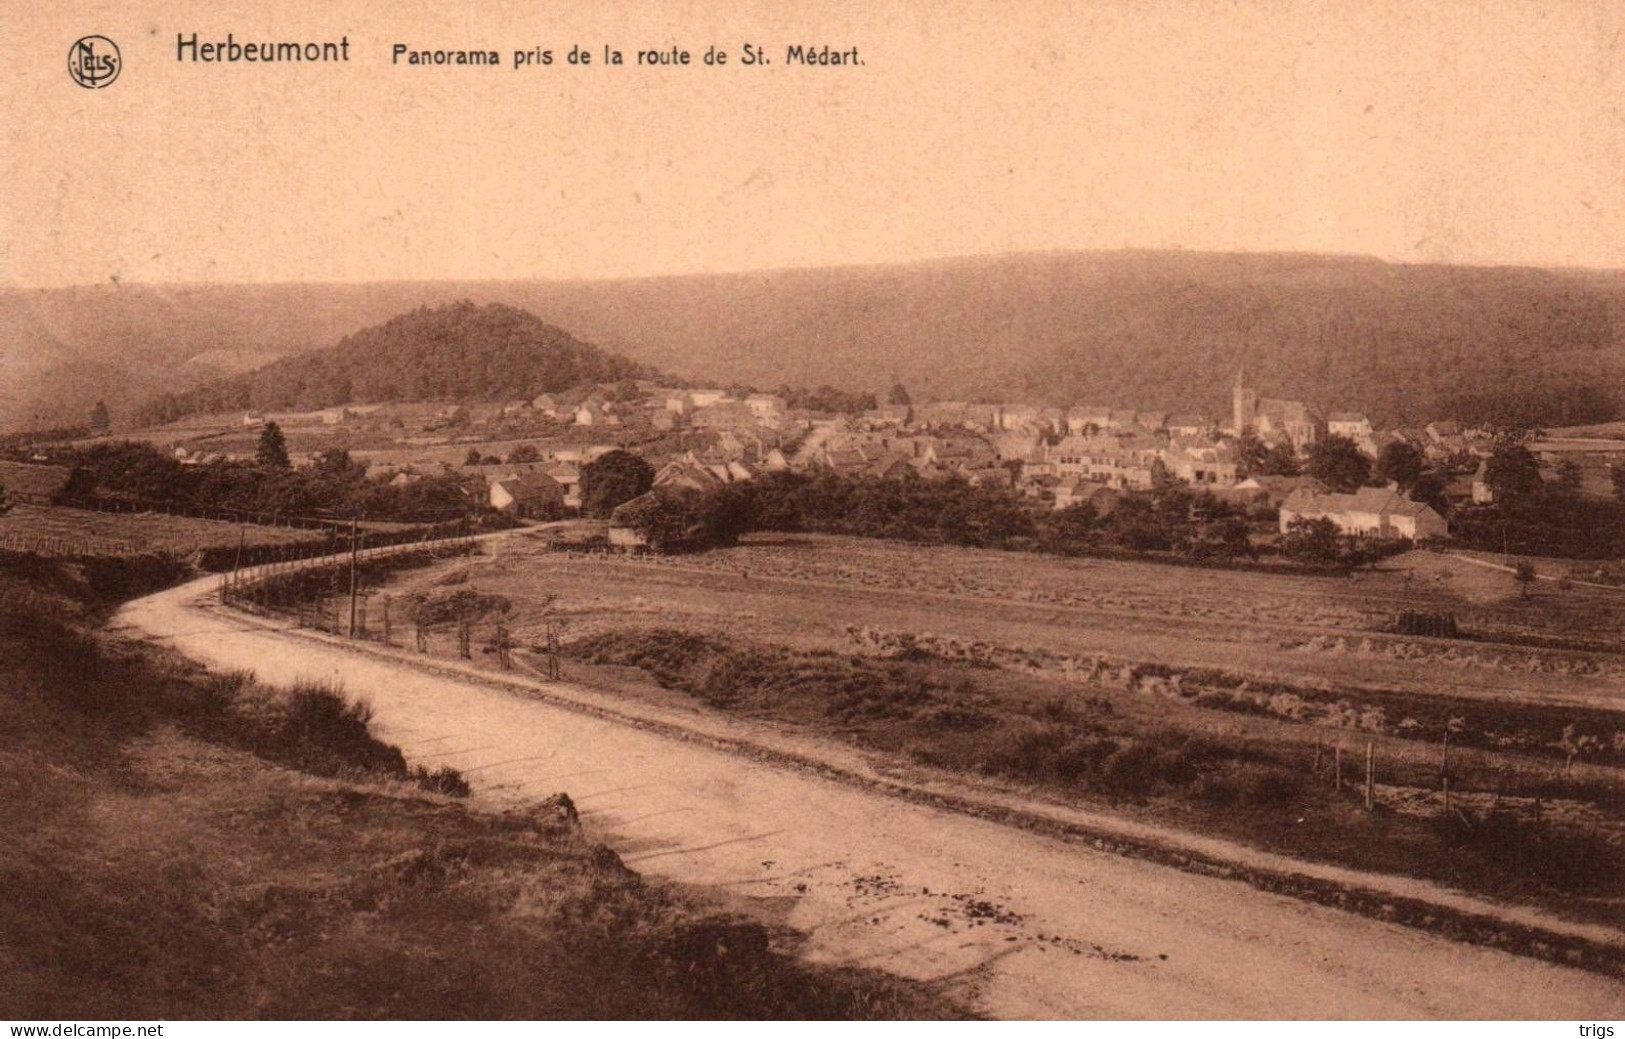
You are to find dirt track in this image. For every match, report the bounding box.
[115,574,1625,1019]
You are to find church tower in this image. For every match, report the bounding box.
[1231,366,1256,435]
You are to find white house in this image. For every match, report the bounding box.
[1327,412,1373,439]
[1279,486,1448,541]
[687,389,730,409]
[744,393,787,421]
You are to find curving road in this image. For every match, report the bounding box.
[115,571,1625,1019]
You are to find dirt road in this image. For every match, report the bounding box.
[116,575,1625,1019]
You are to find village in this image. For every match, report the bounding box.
[6,355,1624,578]
[130,371,1614,549]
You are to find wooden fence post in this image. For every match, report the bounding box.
[1364,741,1375,811]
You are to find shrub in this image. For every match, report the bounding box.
[922,701,994,731]
[1052,735,1119,783]
[1429,808,1625,898]
[411,764,471,797]
[276,681,405,776]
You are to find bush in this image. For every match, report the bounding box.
[1052,735,1120,783]
[1100,735,1217,796]
[1429,808,1625,898]
[275,681,405,777]
[411,764,471,797]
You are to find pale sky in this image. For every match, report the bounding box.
[4,0,1625,287]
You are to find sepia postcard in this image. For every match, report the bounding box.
[3,0,1625,1027]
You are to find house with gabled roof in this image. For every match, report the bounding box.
[489,472,564,519]
[1279,486,1447,541]
[1053,476,1120,515]
[1327,412,1373,439]
[654,459,726,494]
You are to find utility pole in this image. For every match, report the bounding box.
[231,527,244,602]
[348,516,359,638]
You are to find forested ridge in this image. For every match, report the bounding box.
[131,301,656,424]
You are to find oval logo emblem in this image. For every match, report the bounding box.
[69,36,121,89]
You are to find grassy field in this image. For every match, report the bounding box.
[0,558,956,1019]
[0,504,328,556]
[401,533,1625,708]
[363,532,1625,929]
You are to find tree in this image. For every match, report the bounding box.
[1612,463,1625,504]
[1237,430,1299,477]
[464,448,483,467]
[580,449,654,518]
[1305,435,1370,492]
[256,421,291,469]
[1260,442,1297,476]
[614,491,697,552]
[1235,430,1269,476]
[1513,560,1537,599]
[1409,470,1450,513]
[1205,516,1255,560]
[1106,496,1174,552]
[1374,441,1424,490]
[508,444,541,464]
[88,400,111,433]
[698,485,755,547]
[1483,443,1542,503]
[1281,516,1344,564]
[312,447,363,479]
[1039,502,1097,553]
[888,382,912,406]
[0,483,10,516]
[1555,459,1583,497]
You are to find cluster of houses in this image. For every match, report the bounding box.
[200,373,1625,542]
[447,374,1489,540]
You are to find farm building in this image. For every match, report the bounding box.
[489,473,564,520]
[1226,474,1329,508]
[608,489,707,552]
[546,464,582,511]
[1279,486,1448,541]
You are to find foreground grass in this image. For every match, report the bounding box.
[0,562,960,1020]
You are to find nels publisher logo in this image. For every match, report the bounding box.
[68,35,121,89]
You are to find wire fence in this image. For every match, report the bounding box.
[0,531,140,557]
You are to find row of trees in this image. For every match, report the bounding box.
[610,469,1401,569]
[54,432,481,524]
[608,468,1390,568]
[1238,430,1440,496]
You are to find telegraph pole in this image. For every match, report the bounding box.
[348,516,359,638]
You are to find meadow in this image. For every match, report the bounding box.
[361,532,1625,929]
[0,503,327,557]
